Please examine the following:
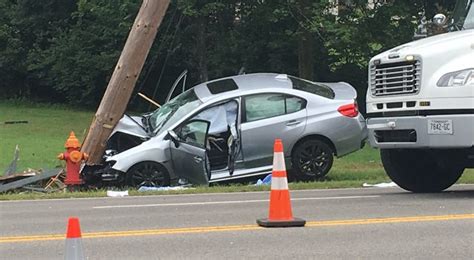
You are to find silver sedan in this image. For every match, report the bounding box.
[91,73,367,187]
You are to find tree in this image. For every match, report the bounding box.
[0,0,76,99]
[0,0,458,108]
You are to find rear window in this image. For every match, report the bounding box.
[289,76,335,99]
[207,79,238,94]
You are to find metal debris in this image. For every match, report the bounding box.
[4,145,19,176]
[0,169,63,193]
[2,120,29,124]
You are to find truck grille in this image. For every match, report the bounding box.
[370,60,421,96]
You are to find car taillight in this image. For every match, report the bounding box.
[338,103,359,117]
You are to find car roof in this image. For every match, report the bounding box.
[193,73,292,102]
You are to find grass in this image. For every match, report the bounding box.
[0,100,472,200]
[0,100,94,171]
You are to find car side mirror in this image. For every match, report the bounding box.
[167,130,180,148]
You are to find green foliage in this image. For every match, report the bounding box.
[27,0,140,105]
[0,100,93,172]
[0,0,458,108]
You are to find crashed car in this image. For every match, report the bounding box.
[91,73,367,187]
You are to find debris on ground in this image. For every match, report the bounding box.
[362,182,398,188]
[106,190,129,197]
[0,169,36,183]
[1,120,28,124]
[0,169,65,193]
[255,174,272,186]
[138,186,191,192]
[4,145,20,176]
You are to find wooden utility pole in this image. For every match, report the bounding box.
[81,0,170,165]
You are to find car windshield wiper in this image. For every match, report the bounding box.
[125,114,148,134]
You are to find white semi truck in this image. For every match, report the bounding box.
[366,0,474,192]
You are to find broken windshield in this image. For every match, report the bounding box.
[149,89,202,135]
[452,0,473,30]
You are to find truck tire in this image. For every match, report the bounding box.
[380,149,464,193]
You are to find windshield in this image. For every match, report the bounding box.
[149,89,202,135]
[452,0,474,30]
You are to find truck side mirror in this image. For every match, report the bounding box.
[432,13,447,27]
[167,130,180,148]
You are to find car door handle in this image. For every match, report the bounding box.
[193,156,203,163]
[286,120,301,126]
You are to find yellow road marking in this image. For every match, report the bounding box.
[1,214,473,243]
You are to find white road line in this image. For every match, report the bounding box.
[93,195,380,209]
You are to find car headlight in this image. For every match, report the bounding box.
[437,68,474,87]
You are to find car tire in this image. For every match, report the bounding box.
[380,149,464,193]
[126,161,171,188]
[291,139,334,181]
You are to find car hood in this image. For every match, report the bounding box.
[373,29,474,60]
[111,115,149,138]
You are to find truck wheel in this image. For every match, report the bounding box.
[380,149,464,193]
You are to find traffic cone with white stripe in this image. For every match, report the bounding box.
[257,139,306,227]
[65,217,85,260]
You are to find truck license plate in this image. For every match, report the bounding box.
[428,119,453,135]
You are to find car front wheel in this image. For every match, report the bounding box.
[126,161,171,188]
[292,139,334,181]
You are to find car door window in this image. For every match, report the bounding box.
[175,120,209,148]
[245,93,286,122]
[286,95,306,114]
[244,93,306,122]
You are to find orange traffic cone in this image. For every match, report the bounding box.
[257,139,306,227]
[65,217,85,260]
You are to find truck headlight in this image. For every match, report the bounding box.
[437,68,474,87]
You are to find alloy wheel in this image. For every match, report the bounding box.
[292,140,334,180]
[127,162,170,188]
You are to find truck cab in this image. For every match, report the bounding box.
[366,0,474,192]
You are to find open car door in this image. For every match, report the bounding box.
[227,122,240,175]
[165,70,188,103]
[168,119,210,185]
[192,100,240,177]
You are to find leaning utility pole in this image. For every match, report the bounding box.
[81,0,170,165]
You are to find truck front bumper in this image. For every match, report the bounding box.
[367,114,474,149]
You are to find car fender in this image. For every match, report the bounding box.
[106,138,171,173]
[302,110,358,156]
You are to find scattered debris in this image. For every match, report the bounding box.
[0,169,64,193]
[255,174,272,186]
[2,120,28,124]
[0,169,36,182]
[44,170,65,189]
[138,186,191,192]
[106,190,129,197]
[362,182,398,188]
[4,145,20,176]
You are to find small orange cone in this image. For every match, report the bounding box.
[65,217,85,260]
[257,139,305,227]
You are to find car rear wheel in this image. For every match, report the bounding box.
[380,149,464,193]
[292,139,334,181]
[126,161,170,188]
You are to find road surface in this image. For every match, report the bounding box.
[1,185,473,259]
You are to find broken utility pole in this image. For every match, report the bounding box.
[81,0,171,165]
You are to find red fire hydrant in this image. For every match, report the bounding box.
[58,131,88,186]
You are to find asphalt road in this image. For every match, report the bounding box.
[1,185,473,259]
